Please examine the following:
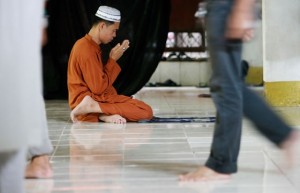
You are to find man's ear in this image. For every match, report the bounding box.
[98,21,106,30]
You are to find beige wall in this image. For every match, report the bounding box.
[263,0,300,82]
[149,61,211,86]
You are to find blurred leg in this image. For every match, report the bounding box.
[0,148,26,193]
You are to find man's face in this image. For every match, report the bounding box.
[99,22,120,44]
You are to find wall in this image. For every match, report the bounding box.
[148,61,211,86]
[263,0,300,82]
[169,0,202,32]
[263,0,300,106]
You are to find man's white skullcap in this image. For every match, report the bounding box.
[95,6,121,22]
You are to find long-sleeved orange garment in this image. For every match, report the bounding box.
[68,34,153,122]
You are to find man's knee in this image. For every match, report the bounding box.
[142,105,153,120]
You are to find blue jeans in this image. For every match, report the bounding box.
[205,0,292,173]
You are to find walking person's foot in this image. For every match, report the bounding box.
[25,155,53,179]
[179,166,231,181]
[280,130,300,169]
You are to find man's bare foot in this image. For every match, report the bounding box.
[70,95,101,122]
[25,155,53,179]
[99,114,127,124]
[280,130,300,169]
[179,166,231,181]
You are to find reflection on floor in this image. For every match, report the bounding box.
[26,87,300,193]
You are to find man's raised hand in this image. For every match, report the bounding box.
[110,40,130,61]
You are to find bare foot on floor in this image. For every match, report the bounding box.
[70,95,100,122]
[179,176,230,192]
[280,130,300,169]
[25,155,53,179]
[99,114,127,124]
[179,166,231,182]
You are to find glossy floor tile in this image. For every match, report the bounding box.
[26,87,300,193]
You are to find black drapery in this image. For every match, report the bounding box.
[43,0,170,99]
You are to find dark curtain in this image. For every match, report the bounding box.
[43,0,170,99]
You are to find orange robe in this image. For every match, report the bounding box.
[68,34,153,122]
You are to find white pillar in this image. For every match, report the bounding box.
[263,0,300,106]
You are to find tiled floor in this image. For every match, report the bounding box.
[26,87,300,193]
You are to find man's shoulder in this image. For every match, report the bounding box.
[69,37,99,65]
[74,36,89,49]
[72,37,94,57]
